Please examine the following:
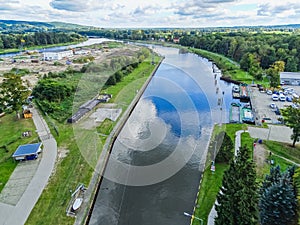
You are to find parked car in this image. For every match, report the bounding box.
[279,94,286,101]
[269,103,277,109]
[272,94,279,101]
[292,93,299,99]
[266,90,272,95]
[286,96,293,102]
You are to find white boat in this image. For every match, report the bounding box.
[72,197,83,211]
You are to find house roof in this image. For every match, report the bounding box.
[12,143,42,157]
[280,72,300,79]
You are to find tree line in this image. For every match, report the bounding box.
[179,32,300,73]
[0,32,84,50]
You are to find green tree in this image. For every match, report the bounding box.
[215,131,234,163]
[215,145,258,225]
[259,166,298,225]
[266,61,285,87]
[0,73,30,118]
[281,98,300,147]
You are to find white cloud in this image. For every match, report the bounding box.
[0,0,300,27]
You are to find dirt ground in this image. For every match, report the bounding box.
[253,143,268,171]
[0,44,141,89]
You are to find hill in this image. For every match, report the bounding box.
[0,20,94,34]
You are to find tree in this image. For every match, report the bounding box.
[0,73,29,119]
[215,145,258,225]
[259,166,298,225]
[266,61,285,87]
[215,131,234,163]
[281,98,300,147]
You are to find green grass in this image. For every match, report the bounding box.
[263,140,300,164]
[0,113,39,192]
[25,55,162,225]
[241,132,255,150]
[192,123,245,225]
[192,163,229,225]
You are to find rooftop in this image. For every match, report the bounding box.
[12,143,42,157]
[280,72,300,79]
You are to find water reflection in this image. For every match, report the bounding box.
[89,48,219,225]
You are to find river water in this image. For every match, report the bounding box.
[88,46,233,225]
[0,38,116,58]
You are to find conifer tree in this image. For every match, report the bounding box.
[259,166,298,225]
[215,145,258,225]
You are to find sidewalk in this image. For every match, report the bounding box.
[0,107,57,225]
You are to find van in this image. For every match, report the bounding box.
[272,94,279,101]
[279,94,286,101]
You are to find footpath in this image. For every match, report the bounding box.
[207,125,299,225]
[0,107,57,225]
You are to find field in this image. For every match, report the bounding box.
[0,113,39,192]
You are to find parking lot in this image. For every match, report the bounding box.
[250,85,300,125]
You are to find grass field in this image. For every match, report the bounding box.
[0,113,39,193]
[192,163,229,225]
[25,55,162,225]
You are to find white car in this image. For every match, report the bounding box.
[272,94,279,101]
[279,94,286,101]
[269,103,277,109]
[292,93,299,99]
[266,90,272,95]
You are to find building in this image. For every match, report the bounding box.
[43,50,73,61]
[280,72,300,85]
[173,38,180,43]
[12,143,42,161]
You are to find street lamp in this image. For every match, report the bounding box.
[183,212,203,225]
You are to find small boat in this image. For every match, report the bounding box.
[72,197,83,211]
[239,83,250,102]
[232,85,240,98]
[229,102,241,123]
[232,85,240,93]
[241,105,255,124]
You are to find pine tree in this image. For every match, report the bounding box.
[215,145,258,225]
[259,166,298,225]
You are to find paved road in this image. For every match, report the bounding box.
[0,107,57,225]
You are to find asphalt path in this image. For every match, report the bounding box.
[0,107,57,225]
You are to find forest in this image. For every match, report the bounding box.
[0,32,85,50]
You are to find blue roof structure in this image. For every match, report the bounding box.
[12,143,42,157]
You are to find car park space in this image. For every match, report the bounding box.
[250,85,300,124]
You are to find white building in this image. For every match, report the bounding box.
[280,72,300,86]
[43,50,73,61]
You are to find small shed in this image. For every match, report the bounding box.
[12,143,42,161]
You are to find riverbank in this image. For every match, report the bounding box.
[24,51,163,224]
[0,40,87,56]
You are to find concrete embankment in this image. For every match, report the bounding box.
[74,57,165,225]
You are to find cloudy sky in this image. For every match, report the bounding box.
[1,0,300,28]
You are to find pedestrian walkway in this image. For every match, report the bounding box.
[0,107,57,225]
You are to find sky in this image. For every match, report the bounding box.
[1,0,300,28]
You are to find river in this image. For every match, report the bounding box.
[0,38,116,58]
[88,45,234,225]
